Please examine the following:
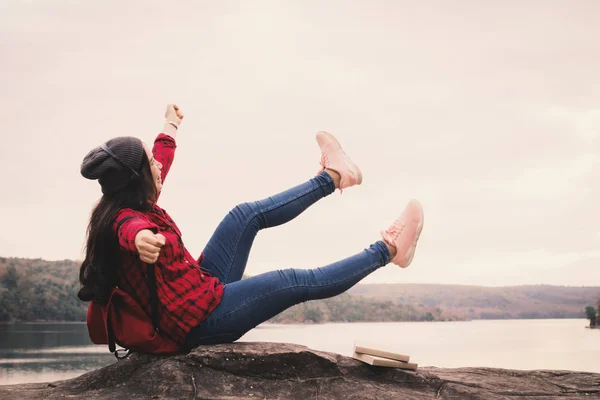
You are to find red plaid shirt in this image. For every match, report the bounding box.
[113,133,224,344]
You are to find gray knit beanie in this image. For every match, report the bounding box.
[81,137,145,194]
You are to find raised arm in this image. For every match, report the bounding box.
[153,134,176,184]
[153,104,185,184]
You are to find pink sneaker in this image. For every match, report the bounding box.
[316,131,362,191]
[381,200,424,268]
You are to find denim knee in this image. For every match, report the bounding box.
[230,202,266,229]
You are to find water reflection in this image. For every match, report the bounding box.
[0,323,114,385]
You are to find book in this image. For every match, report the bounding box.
[352,352,418,370]
[354,341,410,362]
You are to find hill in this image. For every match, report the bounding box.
[349,283,600,320]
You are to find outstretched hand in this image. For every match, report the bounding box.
[165,104,184,125]
[135,229,166,264]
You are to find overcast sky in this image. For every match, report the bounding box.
[1,0,599,286]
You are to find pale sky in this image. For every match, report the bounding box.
[1,0,599,286]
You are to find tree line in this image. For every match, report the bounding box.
[0,261,86,321]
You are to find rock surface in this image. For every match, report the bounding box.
[1,342,599,399]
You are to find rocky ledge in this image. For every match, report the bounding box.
[1,342,599,399]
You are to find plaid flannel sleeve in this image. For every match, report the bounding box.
[114,211,159,253]
[153,133,176,184]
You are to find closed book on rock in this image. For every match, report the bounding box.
[352,352,418,370]
[353,341,410,362]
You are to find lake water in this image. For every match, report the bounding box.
[0,319,598,385]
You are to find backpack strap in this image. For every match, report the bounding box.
[105,291,132,360]
[146,263,160,330]
[107,310,117,354]
[114,348,132,360]
[106,215,145,360]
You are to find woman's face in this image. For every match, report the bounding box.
[144,143,163,193]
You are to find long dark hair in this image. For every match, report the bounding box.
[78,155,157,302]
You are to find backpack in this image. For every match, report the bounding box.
[86,262,183,359]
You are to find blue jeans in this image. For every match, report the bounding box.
[185,172,391,348]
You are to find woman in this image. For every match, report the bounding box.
[79,104,424,348]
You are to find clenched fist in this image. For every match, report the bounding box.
[165,104,184,125]
[135,229,166,264]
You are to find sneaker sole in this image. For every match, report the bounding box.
[317,131,363,185]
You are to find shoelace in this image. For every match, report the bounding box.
[385,222,405,241]
[320,152,329,168]
[320,145,348,168]
[318,148,348,194]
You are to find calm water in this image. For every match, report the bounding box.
[0,319,598,385]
